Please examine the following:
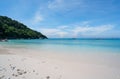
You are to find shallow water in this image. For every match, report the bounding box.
[0,38,120,79]
[0,38,120,54]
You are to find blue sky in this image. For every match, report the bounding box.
[0,0,120,38]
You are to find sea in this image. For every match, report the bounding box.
[0,38,120,79]
[0,38,120,54]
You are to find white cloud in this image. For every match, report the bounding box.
[48,0,63,9]
[57,25,69,29]
[48,0,84,12]
[39,23,114,38]
[40,28,60,34]
[40,28,68,38]
[47,0,115,14]
[33,11,43,24]
[72,24,114,37]
[56,31,68,37]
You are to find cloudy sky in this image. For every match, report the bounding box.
[0,0,120,38]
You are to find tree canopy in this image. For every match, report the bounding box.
[0,16,47,39]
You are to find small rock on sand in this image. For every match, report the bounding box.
[46,76,50,79]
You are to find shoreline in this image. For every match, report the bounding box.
[0,45,120,79]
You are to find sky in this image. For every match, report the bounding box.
[0,0,120,38]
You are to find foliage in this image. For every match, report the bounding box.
[0,16,47,39]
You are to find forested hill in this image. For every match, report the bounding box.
[0,16,47,39]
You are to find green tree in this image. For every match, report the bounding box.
[0,16,47,39]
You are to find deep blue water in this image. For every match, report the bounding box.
[0,38,120,53]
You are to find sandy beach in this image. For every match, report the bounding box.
[0,0,120,78]
[0,45,120,79]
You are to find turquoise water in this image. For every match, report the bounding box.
[0,38,120,53]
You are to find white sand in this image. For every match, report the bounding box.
[0,46,120,79]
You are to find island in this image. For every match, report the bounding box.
[0,16,47,40]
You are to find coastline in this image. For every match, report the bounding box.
[0,45,120,79]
